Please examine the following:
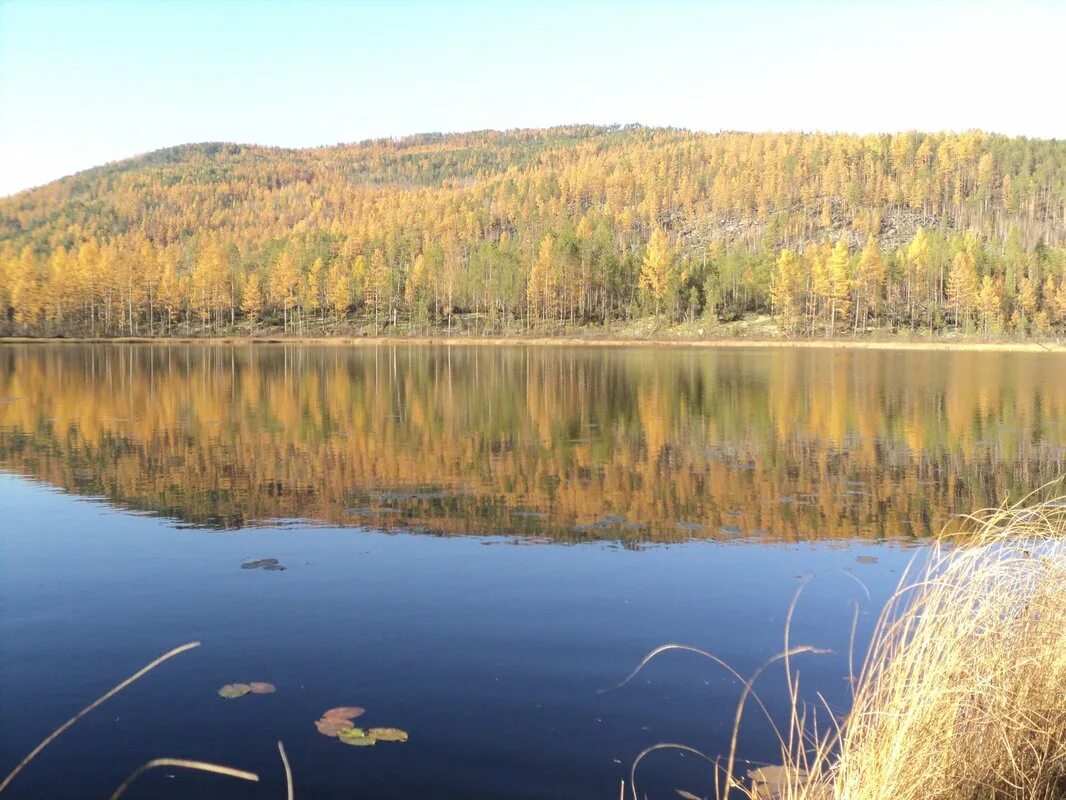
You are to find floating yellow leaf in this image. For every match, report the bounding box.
[337,727,376,747]
[368,728,408,743]
[217,683,252,699]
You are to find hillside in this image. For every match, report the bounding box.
[1,125,1065,338]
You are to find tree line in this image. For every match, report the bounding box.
[1,126,1064,337]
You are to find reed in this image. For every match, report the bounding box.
[0,641,262,799]
[108,758,259,800]
[758,496,1066,800]
[624,495,1066,800]
[0,642,203,794]
[810,497,1066,800]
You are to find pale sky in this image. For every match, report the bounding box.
[0,0,1062,197]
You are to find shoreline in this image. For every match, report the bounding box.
[1,334,1064,353]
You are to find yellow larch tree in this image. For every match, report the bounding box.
[770,248,804,334]
[946,251,979,331]
[10,246,42,328]
[300,257,324,330]
[977,276,1002,336]
[527,233,559,325]
[325,259,352,320]
[853,236,885,332]
[269,248,301,331]
[155,248,182,333]
[241,271,264,323]
[639,227,675,320]
[825,239,851,337]
[904,227,930,327]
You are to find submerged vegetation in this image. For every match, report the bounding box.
[2,127,1066,340]
[628,497,1066,800]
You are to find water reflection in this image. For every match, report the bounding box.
[0,344,1062,540]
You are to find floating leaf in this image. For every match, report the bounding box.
[337,727,376,747]
[340,736,377,747]
[368,727,408,743]
[315,717,354,737]
[262,564,287,571]
[218,683,252,699]
[322,706,365,722]
[675,791,703,800]
[241,558,279,570]
[249,682,276,694]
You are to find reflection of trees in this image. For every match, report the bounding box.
[0,345,1062,541]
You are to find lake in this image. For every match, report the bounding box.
[0,343,1063,799]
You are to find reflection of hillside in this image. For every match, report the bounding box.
[1,345,1063,541]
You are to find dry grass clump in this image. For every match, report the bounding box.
[623,496,1066,800]
[769,497,1066,800]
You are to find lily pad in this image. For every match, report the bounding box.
[315,717,354,737]
[337,727,376,746]
[218,683,252,699]
[340,736,377,747]
[323,706,365,722]
[368,727,408,742]
[249,682,276,694]
[241,558,279,569]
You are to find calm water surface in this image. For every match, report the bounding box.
[0,344,1063,799]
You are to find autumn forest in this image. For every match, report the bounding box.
[1,126,1065,339]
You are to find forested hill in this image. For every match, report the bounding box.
[2,125,1066,338]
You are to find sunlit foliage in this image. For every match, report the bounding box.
[1,127,1064,337]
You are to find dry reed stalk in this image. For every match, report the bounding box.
[278,740,294,800]
[0,641,202,794]
[108,757,258,799]
[610,637,830,799]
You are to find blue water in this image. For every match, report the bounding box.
[0,473,916,799]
